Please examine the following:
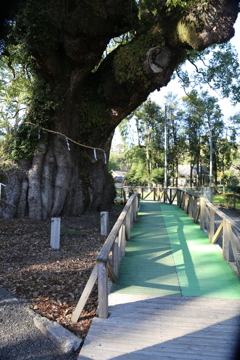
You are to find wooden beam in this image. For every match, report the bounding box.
[211,221,223,244]
[107,259,117,283]
[98,261,108,319]
[71,264,98,322]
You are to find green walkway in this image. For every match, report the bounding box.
[111,200,240,299]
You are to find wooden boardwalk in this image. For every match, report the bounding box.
[78,201,240,360]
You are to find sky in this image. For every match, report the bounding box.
[113,15,240,146]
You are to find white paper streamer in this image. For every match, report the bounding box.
[66,138,71,151]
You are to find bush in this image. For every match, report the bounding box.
[228,185,240,194]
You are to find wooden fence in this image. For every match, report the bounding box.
[72,187,240,321]
[119,186,178,203]
[176,188,240,276]
[71,193,140,321]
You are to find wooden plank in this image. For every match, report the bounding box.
[79,349,228,360]
[184,193,189,213]
[78,295,240,359]
[229,229,240,275]
[84,333,234,354]
[97,261,108,318]
[170,190,177,204]
[212,220,223,244]
[204,205,210,233]
[188,195,193,218]
[164,189,172,204]
[108,293,240,309]
[200,199,206,231]
[107,259,116,283]
[209,207,215,238]
[71,263,98,322]
[193,196,198,219]
[231,229,240,252]
[112,235,119,276]
[201,198,240,232]
[223,219,230,261]
[194,200,201,224]
[97,194,138,262]
[125,209,131,240]
[143,189,154,200]
[88,324,239,341]
[181,192,185,209]
[119,224,126,258]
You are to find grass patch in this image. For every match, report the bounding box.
[213,192,240,210]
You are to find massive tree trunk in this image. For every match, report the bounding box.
[0,0,239,219]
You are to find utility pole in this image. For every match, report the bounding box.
[207,117,213,203]
[164,105,168,189]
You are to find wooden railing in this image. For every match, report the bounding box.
[119,186,178,203]
[176,188,240,276]
[72,187,240,322]
[71,193,140,321]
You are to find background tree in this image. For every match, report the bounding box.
[0,48,32,135]
[164,93,187,187]
[182,90,238,187]
[121,100,165,185]
[0,0,239,219]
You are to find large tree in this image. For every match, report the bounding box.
[0,0,239,219]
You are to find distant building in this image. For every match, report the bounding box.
[110,170,127,187]
[177,165,208,186]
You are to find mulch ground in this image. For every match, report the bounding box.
[0,204,123,341]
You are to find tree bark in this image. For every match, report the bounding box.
[0,0,239,219]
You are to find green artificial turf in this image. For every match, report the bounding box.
[111,200,240,299]
[111,201,181,296]
[160,203,240,299]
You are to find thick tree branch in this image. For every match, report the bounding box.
[173,0,239,50]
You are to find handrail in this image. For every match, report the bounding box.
[175,188,240,277]
[71,193,140,321]
[72,187,240,322]
[119,186,178,203]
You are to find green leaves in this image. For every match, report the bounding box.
[6,123,47,160]
[180,43,240,104]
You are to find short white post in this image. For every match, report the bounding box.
[50,217,61,249]
[0,183,6,199]
[100,211,109,236]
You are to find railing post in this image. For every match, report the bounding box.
[123,190,126,203]
[112,234,120,277]
[209,207,215,243]
[181,192,185,209]
[177,189,180,207]
[200,199,206,231]
[222,219,230,262]
[184,193,189,213]
[98,261,108,318]
[193,196,198,221]
[133,196,137,221]
[130,203,134,227]
[126,210,131,240]
[119,224,126,258]
[188,195,193,218]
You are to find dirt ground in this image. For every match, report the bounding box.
[0,201,239,343]
[0,205,123,341]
